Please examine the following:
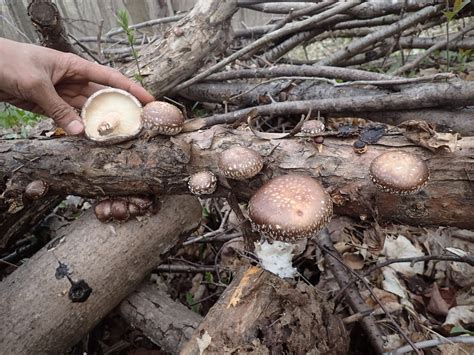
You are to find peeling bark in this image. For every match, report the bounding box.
[179,265,348,355]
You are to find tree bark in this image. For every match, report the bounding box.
[27,0,80,55]
[120,282,202,353]
[179,264,348,355]
[0,195,201,354]
[122,0,238,98]
[0,128,472,228]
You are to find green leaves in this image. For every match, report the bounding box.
[443,0,470,22]
[0,104,44,129]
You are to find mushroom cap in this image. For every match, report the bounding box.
[353,140,367,154]
[249,174,333,242]
[369,151,429,194]
[188,171,217,195]
[218,147,263,180]
[111,200,130,221]
[301,120,325,136]
[94,199,113,223]
[81,88,142,144]
[25,180,48,199]
[142,101,184,136]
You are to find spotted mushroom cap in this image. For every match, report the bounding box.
[141,101,184,136]
[249,174,333,242]
[301,120,325,136]
[218,147,263,180]
[369,151,429,195]
[24,180,48,200]
[81,88,143,144]
[188,171,217,195]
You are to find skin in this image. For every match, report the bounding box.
[0,38,154,135]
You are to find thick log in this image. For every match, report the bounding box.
[179,265,348,354]
[27,0,80,55]
[120,282,202,353]
[0,128,472,228]
[0,195,201,354]
[122,0,238,97]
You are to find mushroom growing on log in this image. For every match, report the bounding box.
[249,174,333,277]
[217,146,263,181]
[142,101,185,137]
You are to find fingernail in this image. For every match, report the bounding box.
[66,120,84,135]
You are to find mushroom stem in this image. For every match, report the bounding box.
[97,112,121,136]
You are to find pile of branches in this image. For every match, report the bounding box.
[1,0,474,354]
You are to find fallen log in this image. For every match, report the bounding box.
[0,127,472,228]
[120,282,202,353]
[0,195,201,354]
[179,265,348,354]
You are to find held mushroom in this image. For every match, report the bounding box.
[81,88,143,144]
[369,151,429,195]
[217,147,263,180]
[188,171,218,196]
[24,180,48,200]
[248,174,333,278]
[141,101,184,137]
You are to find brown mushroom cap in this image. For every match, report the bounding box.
[94,199,113,223]
[249,174,333,242]
[111,200,130,221]
[24,180,48,200]
[142,101,184,136]
[301,120,325,136]
[218,147,263,180]
[369,151,429,194]
[188,171,217,195]
[81,88,142,144]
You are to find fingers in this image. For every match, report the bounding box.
[66,55,154,104]
[32,82,84,135]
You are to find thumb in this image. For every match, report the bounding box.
[32,83,84,135]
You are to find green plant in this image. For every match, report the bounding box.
[0,104,44,129]
[442,0,470,71]
[116,9,144,86]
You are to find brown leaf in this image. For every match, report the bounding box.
[399,120,459,153]
[426,283,454,316]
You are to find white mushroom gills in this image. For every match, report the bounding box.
[81,88,142,143]
[249,174,333,278]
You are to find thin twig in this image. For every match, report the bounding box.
[394,24,474,75]
[153,264,218,273]
[384,336,474,355]
[174,1,360,91]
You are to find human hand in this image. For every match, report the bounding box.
[0,38,154,135]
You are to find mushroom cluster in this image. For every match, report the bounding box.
[248,174,333,277]
[369,151,429,195]
[94,196,153,223]
[81,89,184,143]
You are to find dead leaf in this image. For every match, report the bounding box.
[343,253,364,270]
[45,127,66,137]
[196,330,212,355]
[399,120,459,153]
[383,234,425,276]
[442,305,474,333]
[427,283,453,316]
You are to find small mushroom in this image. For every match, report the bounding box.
[188,171,218,196]
[81,88,143,144]
[141,101,184,137]
[301,120,325,136]
[126,196,153,217]
[353,140,367,154]
[111,199,130,221]
[218,147,263,180]
[94,199,113,223]
[248,174,333,277]
[369,151,429,195]
[24,180,48,200]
